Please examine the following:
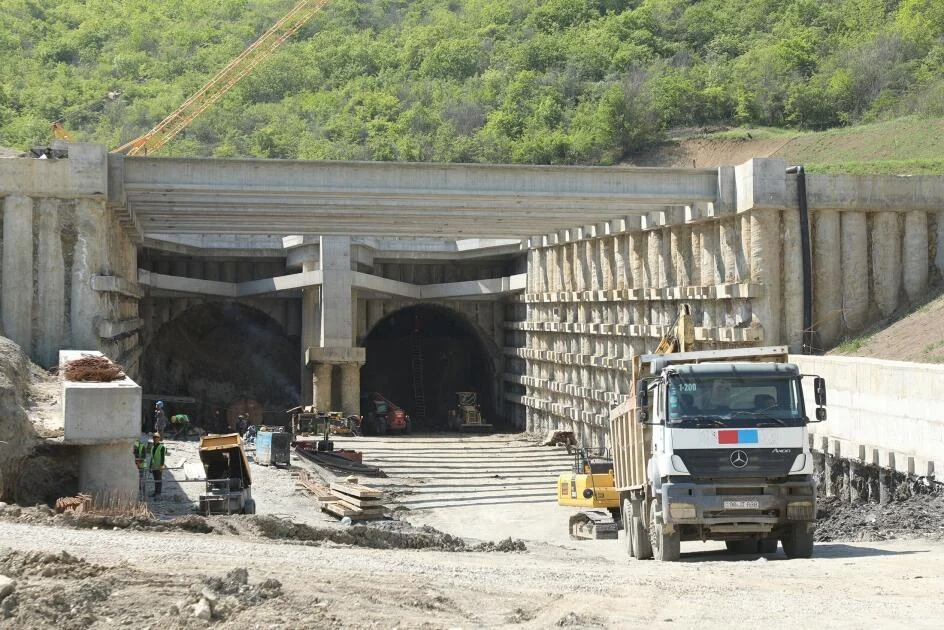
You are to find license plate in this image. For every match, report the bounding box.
[723,500,760,510]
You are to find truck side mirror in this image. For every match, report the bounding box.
[636,379,649,410]
[814,377,826,406]
[815,407,827,421]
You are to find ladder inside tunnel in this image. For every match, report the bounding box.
[410,331,426,422]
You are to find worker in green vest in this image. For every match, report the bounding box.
[149,432,167,498]
[133,435,149,468]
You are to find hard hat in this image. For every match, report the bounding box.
[152,432,161,439]
[156,400,164,407]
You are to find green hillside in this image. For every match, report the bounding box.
[1,0,942,166]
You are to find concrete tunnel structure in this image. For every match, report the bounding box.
[3,143,944,496]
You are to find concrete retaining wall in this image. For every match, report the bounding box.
[793,354,944,480]
[0,145,140,374]
[512,160,944,446]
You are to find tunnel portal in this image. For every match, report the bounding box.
[361,305,499,432]
[141,301,300,432]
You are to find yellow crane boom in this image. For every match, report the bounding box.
[113,0,328,157]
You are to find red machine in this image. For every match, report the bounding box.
[363,392,411,435]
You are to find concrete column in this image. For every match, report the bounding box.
[719,217,738,283]
[320,236,353,347]
[587,240,601,290]
[600,237,614,290]
[750,209,782,343]
[340,362,361,417]
[2,195,34,353]
[78,442,138,500]
[782,207,804,352]
[36,198,66,367]
[671,225,691,287]
[648,230,665,289]
[813,210,842,349]
[614,235,629,290]
[936,213,944,280]
[700,224,722,328]
[312,362,333,411]
[871,212,901,318]
[840,212,869,332]
[573,242,587,291]
[562,244,573,292]
[903,211,928,302]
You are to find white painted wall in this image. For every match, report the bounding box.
[792,354,944,478]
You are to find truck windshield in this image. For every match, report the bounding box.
[666,374,804,427]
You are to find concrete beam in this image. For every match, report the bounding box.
[0,144,107,198]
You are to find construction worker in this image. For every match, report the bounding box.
[170,412,190,439]
[154,401,168,436]
[133,434,150,498]
[149,432,167,498]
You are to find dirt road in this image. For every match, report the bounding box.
[1,433,942,628]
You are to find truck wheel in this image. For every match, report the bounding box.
[725,540,759,554]
[781,524,814,559]
[622,499,634,557]
[632,515,653,560]
[650,502,680,562]
[759,538,778,554]
[243,499,256,515]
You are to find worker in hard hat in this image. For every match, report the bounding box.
[154,401,168,436]
[133,434,150,498]
[169,412,190,439]
[149,432,167,498]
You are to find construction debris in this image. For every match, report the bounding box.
[62,355,125,382]
[295,472,388,521]
[54,491,153,519]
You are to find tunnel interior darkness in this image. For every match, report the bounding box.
[361,305,499,431]
[141,301,300,431]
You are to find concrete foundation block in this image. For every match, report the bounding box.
[60,350,141,442]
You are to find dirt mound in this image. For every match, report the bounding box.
[816,494,944,543]
[0,550,298,628]
[0,505,527,552]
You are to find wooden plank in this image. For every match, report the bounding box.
[334,493,384,509]
[321,501,386,521]
[330,481,383,499]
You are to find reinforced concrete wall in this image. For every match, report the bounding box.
[0,145,140,374]
[794,354,944,480]
[511,159,944,447]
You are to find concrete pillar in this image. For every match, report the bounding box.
[614,235,629,290]
[848,460,861,503]
[36,199,66,367]
[671,225,691,287]
[573,242,587,291]
[78,442,139,500]
[719,217,738,283]
[600,237,614,290]
[562,244,573,292]
[813,210,841,349]
[648,230,665,289]
[782,206,804,352]
[587,240,601,290]
[340,362,361,417]
[903,211,928,302]
[839,211,870,333]
[750,209,782,343]
[700,224,722,328]
[936,213,944,280]
[320,236,353,347]
[871,212,901,318]
[312,362,333,410]
[1,195,34,353]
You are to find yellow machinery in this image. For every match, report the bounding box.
[556,304,694,540]
[52,0,328,155]
[447,392,492,432]
[557,446,620,539]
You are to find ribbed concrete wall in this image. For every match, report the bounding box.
[0,145,140,374]
[795,355,944,479]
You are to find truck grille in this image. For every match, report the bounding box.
[676,448,801,479]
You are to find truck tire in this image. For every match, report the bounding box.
[781,524,814,559]
[725,540,759,554]
[243,499,256,515]
[632,514,653,560]
[622,499,634,556]
[759,538,778,554]
[650,502,680,562]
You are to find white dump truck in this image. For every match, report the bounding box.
[610,346,827,561]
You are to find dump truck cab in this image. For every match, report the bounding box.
[613,346,826,561]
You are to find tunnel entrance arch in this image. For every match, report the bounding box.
[361,304,503,432]
[140,301,300,433]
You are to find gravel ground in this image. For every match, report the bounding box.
[2,433,944,628]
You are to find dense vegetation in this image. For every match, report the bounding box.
[1,0,942,164]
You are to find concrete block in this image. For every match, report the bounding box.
[60,351,141,443]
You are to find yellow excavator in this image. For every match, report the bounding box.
[557,305,694,540]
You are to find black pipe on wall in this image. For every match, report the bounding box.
[786,165,814,354]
